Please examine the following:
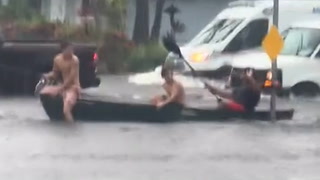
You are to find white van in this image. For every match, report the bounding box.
[165,0,320,73]
[227,20,320,97]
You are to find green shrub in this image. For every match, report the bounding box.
[54,22,98,42]
[126,42,168,72]
[1,20,98,42]
[97,31,134,74]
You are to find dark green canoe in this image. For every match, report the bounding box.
[39,93,294,122]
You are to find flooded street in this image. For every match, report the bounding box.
[0,76,320,180]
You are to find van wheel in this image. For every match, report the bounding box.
[291,82,320,97]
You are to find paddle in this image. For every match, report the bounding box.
[34,76,47,96]
[161,33,222,102]
[34,76,57,96]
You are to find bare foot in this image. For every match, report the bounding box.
[65,118,74,123]
[64,112,74,123]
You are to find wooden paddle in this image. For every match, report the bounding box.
[161,33,222,102]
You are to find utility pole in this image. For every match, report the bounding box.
[270,0,279,121]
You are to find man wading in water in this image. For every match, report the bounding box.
[151,68,185,118]
[40,41,81,122]
[204,68,261,112]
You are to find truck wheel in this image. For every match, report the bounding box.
[291,82,320,97]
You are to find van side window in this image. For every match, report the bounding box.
[282,28,320,57]
[315,49,320,58]
[314,47,320,58]
[224,19,269,52]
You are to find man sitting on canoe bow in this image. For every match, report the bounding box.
[151,68,185,116]
[204,68,261,112]
[40,41,81,122]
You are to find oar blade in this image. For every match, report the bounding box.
[162,33,182,58]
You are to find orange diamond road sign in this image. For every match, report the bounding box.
[262,25,284,62]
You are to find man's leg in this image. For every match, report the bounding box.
[151,95,166,105]
[63,89,78,122]
[40,86,62,97]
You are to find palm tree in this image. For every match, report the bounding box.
[132,0,149,44]
[164,4,185,39]
[150,0,166,41]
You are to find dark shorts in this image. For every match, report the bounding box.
[157,102,184,120]
[231,87,261,112]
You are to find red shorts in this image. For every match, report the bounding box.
[223,101,245,112]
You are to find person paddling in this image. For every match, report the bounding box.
[204,68,261,112]
[151,67,185,117]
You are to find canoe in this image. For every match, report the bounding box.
[40,93,180,122]
[39,93,294,122]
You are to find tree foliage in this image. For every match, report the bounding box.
[0,0,44,22]
[91,0,127,33]
[164,4,186,38]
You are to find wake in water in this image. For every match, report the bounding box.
[128,66,227,89]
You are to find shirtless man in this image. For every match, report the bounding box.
[151,68,185,114]
[40,41,81,122]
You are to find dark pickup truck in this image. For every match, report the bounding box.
[0,40,100,94]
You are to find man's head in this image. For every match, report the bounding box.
[241,67,257,85]
[60,41,73,58]
[161,67,174,83]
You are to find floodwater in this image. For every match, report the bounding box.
[0,76,320,180]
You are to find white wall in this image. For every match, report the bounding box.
[65,0,82,24]
[41,0,79,23]
[48,0,66,22]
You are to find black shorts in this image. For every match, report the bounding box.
[157,102,184,120]
[232,87,261,112]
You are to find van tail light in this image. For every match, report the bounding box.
[263,70,281,88]
[93,53,98,62]
[264,80,272,88]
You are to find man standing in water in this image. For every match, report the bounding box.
[40,41,81,122]
[151,68,185,117]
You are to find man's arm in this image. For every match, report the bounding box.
[204,82,233,99]
[44,57,59,80]
[62,58,79,89]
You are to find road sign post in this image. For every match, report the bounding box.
[271,0,279,121]
[262,0,282,121]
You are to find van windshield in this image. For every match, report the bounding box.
[187,19,244,46]
[281,28,320,57]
